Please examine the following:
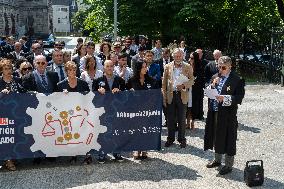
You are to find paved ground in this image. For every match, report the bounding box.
[0,84,284,189]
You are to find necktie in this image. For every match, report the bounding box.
[212,76,226,111]
[165,59,168,64]
[58,65,65,81]
[41,75,48,89]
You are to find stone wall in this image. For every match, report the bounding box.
[0,0,51,38]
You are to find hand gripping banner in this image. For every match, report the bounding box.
[0,90,162,160]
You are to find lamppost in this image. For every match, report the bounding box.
[114,0,117,41]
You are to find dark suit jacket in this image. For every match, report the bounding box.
[204,71,245,156]
[204,61,219,85]
[92,75,125,92]
[22,71,59,92]
[47,62,81,78]
[57,78,90,92]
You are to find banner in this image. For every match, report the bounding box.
[0,90,162,160]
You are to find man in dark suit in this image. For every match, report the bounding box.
[22,55,59,93]
[8,42,26,68]
[26,43,45,67]
[46,49,75,81]
[155,48,173,77]
[93,60,126,93]
[22,55,59,165]
[93,60,125,164]
[204,56,245,175]
[205,49,222,86]
[121,37,136,68]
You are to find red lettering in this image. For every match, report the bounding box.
[0,118,8,125]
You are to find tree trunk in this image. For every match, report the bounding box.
[275,0,284,21]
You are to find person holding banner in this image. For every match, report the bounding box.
[57,61,89,93]
[127,61,158,159]
[0,59,26,94]
[22,55,59,164]
[93,60,125,164]
[57,61,90,164]
[0,59,26,171]
[22,55,59,93]
[162,48,194,148]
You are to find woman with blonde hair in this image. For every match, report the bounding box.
[19,61,33,78]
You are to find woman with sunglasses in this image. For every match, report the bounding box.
[19,61,33,78]
[204,56,245,175]
[0,59,26,171]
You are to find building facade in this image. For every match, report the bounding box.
[52,0,79,33]
[0,0,52,37]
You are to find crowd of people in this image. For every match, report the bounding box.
[0,35,245,176]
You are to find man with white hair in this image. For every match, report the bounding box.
[205,49,222,85]
[204,56,245,175]
[162,48,194,148]
[22,55,59,93]
[8,42,25,64]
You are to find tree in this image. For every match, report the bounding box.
[275,0,284,21]
[72,0,113,42]
[73,0,283,52]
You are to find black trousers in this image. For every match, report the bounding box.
[167,91,187,142]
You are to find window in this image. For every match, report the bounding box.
[71,0,76,9]
[61,8,68,12]
[58,18,60,23]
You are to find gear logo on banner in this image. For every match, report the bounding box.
[24,92,107,157]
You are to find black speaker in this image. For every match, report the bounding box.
[244,160,264,187]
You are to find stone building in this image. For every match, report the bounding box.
[0,0,52,38]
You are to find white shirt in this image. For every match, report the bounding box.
[173,66,182,91]
[53,63,67,81]
[80,70,103,91]
[114,66,133,83]
[79,55,103,73]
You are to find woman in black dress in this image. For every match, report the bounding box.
[127,61,158,160]
[57,61,89,93]
[0,59,26,171]
[187,52,204,130]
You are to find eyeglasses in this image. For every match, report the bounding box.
[22,67,33,71]
[34,47,42,50]
[218,66,228,70]
[36,62,46,65]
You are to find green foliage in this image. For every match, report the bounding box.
[73,0,284,51]
[72,0,113,42]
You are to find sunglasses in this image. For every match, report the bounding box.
[36,62,46,65]
[218,66,228,70]
[22,67,33,71]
